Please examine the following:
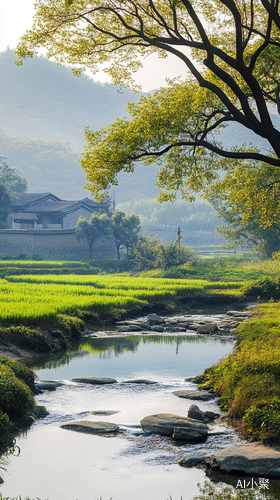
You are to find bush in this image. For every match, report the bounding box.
[0,357,36,391]
[0,365,35,420]
[243,276,280,299]
[0,410,13,447]
[56,314,85,339]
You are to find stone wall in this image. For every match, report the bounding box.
[0,229,115,260]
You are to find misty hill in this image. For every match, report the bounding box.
[0,48,139,151]
[0,49,160,200]
[0,129,160,201]
[0,48,279,205]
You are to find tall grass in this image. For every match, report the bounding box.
[200,302,280,441]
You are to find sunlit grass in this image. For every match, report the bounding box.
[1,274,245,327]
[201,302,280,441]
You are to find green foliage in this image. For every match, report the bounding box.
[76,213,112,259]
[0,365,35,421]
[130,234,162,270]
[0,411,13,447]
[56,314,85,339]
[0,357,35,392]
[0,185,11,229]
[243,276,280,300]
[111,211,141,260]
[160,241,194,270]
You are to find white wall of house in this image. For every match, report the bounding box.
[63,207,95,229]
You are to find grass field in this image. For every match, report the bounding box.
[143,255,280,281]
[1,275,245,327]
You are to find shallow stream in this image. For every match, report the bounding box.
[1,313,277,499]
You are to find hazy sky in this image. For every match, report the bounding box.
[0,0,187,91]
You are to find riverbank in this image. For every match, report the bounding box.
[196,302,280,443]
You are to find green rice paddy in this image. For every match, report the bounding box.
[1,275,245,327]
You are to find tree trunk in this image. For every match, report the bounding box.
[116,244,121,260]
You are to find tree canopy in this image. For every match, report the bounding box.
[16,1,280,210]
[111,210,141,259]
[76,212,111,258]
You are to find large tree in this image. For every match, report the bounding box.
[16,1,280,203]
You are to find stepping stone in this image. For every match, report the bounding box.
[123,379,158,384]
[89,410,119,416]
[61,421,119,435]
[173,390,215,401]
[140,413,208,442]
[71,377,117,385]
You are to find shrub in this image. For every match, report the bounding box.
[56,314,85,339]
[243,276,280,299]
[0,410,13,447]
[0,365,35,420]
[0,357,36,391]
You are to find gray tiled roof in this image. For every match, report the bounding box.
[22,199,100,213]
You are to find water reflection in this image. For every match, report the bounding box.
[3,332,280,500]
[32,334,229,371]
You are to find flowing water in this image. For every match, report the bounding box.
[1,318,275,500]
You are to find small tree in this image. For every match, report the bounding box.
[160,241,194,270]
[76,213,111,259]
[111,211,141,260]
[130,234,162,271]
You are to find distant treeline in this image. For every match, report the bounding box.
[117,197,226,244]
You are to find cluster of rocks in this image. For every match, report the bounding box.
[115,310,254,336]
[35,377,159,392]
[45,373,280,479]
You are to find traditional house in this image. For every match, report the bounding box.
[0,192,114,260]
[10,192,104,230]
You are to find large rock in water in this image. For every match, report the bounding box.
[210,444,280,477]
[61,421,119,435]
[147,313,165,324]
[173,390,215,401]
[140,413,208,442]
[188,404,206,421]
[197,324,219,335]
[71,377,117,385]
